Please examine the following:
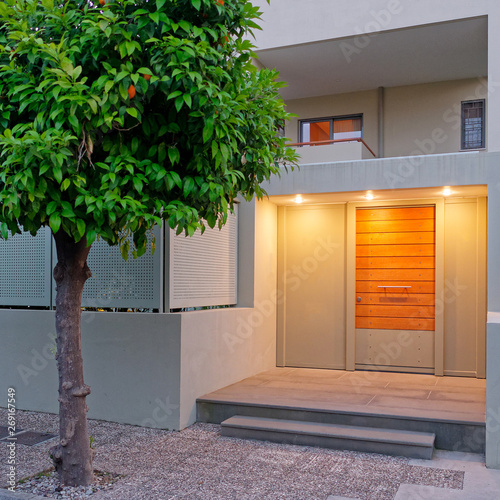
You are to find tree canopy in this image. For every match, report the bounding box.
[0,0,296,486]
[0,0,296,255]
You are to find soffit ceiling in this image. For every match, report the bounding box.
[255,17,488,100]
[269,185,488,206]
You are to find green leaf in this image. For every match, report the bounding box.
[49,213,61,233]
[149,11,160,24]
[120,240,130,261]
[133,178,143,193]
[46,201,58,215]
[86,230,97,246]
[76,220,86,239]
[131,137,140,154]
[61,203,75,218]
[0,223,9,240]
[175,95,184,112]
[168,147,180,165]
[53,168,63,184]
[104,80,114,93]
[203,117,214,143]
[88,99,98,114]
[68,115,79,130]
[127,107,138,118]
[183,177,194,198]
[183,94,192,108]
[192,0,201,10]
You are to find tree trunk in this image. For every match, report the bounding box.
[49,231,95,486]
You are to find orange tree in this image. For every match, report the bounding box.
[0,0,296,486]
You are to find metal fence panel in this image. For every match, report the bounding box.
[52,226,162,310]
[169,208,237,309]
[0,228,52,307]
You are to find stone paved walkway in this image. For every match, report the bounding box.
[1,409,499,499]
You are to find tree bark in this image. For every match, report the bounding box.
[49,231,95,486]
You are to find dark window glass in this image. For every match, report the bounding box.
[462,100,485,150]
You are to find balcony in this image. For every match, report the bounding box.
[290,138,377,165]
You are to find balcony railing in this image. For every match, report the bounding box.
[289,138,377,164]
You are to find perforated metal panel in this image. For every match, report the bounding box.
[52,226,162,310]
[0,228,52,307]
[170,208,238,308]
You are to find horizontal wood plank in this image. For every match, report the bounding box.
[357,269,435,281]
[357,232,435,245]
[356,305,435,318]
[356,244,435,257]
[356,281,435,293]
[356,206,435,222]
[356,293,435,305]
[357,219,435,233]
[356,256,435,269]
[355,317,435,331]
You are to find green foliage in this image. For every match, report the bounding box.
[0,0,296,255]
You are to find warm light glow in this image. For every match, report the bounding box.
[364,192,374,200]
[294,194,303,204]
[443,187,452,197]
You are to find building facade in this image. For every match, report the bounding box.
[2,0,500,468]
[252,0,500,468]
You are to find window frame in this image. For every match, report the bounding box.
[298,114,363,145]
[461,99,486,150]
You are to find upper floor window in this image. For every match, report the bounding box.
[461,100,485,150]
[299,115,362,145]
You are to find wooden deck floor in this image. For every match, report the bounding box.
[199,367,486,424]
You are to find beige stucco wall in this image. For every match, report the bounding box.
[178,198,278,429]
[384,79,488,158]
[285,79,488,160]
[253,2,500,153]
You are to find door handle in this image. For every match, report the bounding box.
[357,297,362,302]
[377,286,412,289]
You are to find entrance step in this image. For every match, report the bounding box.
[221,415,435,460]
[198,398,485,453]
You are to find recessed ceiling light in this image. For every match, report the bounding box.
[442,187,452,197]
[364,192,374,200]
[294,194,303,204]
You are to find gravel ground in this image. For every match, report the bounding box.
[0,409,464,500]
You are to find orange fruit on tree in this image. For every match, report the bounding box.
[128,84,136,99]
[99,0,105,6]
[216,0,224,5]
[143,74,151,81]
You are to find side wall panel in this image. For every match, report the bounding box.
[278,204,346,369]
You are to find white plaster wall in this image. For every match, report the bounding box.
[252,0,492,49]
[178,199,278,429]
[294,142,365,165]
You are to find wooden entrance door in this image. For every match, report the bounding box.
[355,206,436,371]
